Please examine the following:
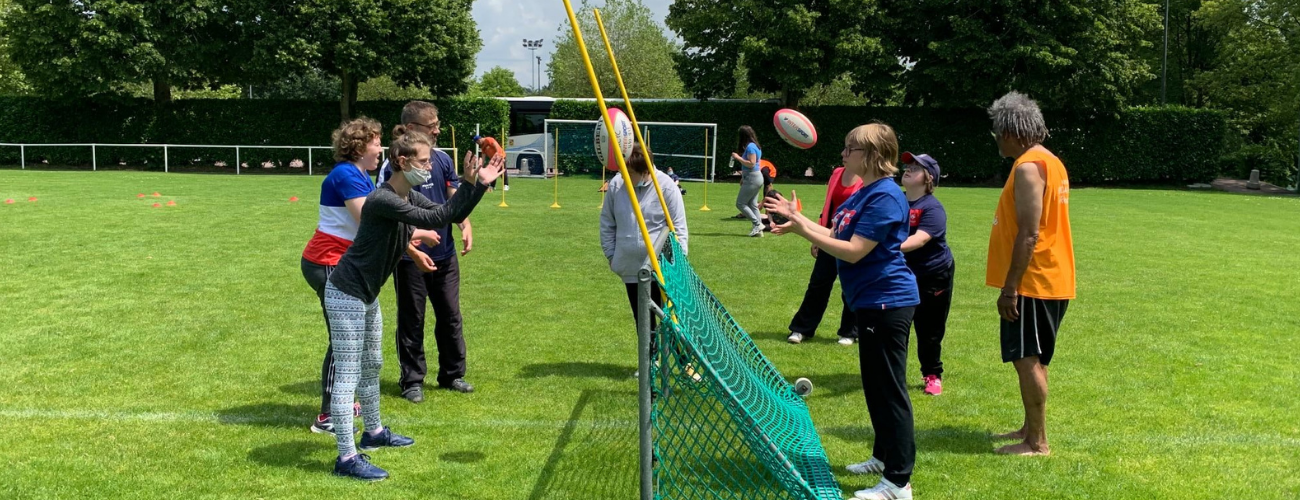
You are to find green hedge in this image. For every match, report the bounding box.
[0,97,510,172]
[551,101,1229,184]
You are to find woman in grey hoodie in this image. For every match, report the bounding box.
[600,143,689,333]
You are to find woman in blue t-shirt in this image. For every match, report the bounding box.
[730,125,766,237]
[764,123,920,500]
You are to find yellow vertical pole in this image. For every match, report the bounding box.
[593,8,674,235]
[562,0,661,281]
[700,128,711,211]
[450,125,458,175]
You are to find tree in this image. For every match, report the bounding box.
[667,0,890,105]
[256,69,342,100]
[474,66,526,97]
[0,0,31,95]
[875,0,1162,110]
[1190,0,1299,183]
[6,0,246,102]
[245,0,481,120]
[548,0,684,99]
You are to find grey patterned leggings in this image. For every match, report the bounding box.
[324,281,385,458]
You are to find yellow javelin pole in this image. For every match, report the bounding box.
[593,8,674,235]
[449,125,458,175]
[561,0,662,282]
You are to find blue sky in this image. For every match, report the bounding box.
[470,0,673,90]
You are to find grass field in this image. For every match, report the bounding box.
[1,169,1298,499]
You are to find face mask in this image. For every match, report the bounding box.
[635,179,652,188]
[404,165,431,186]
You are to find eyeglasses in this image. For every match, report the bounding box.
[842,146,865,154]
[402,156,431,167]
[411,120,440,131]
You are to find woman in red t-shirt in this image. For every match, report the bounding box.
[786,165,863,345]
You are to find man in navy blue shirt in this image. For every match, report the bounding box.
[381,101,476,402]
[900,152,955,396]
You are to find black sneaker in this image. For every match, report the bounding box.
[440,378,475,393]
[332,454,388,481]
[359,427,415,451]
[311,414,333,434]
[402,386,424,404]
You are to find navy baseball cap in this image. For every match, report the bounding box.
[901,152,941,186]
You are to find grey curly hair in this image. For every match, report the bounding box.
[988,91,1048,145]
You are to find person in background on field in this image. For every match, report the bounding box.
[786,163,862,346]
[764,123,919,500]
[301,118,437,435]
[985,91,1075,456]
[731,125,766,237]
[378,101,478,403]
[899,152,955,396]
[600,143,688,349]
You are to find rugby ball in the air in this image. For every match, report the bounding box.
[595,107,636,172]
[773,108,817,149]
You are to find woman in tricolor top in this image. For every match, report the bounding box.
[764,123,919,500]
[785,163,862,346]
[301,118,438,434]
[322,127,502,481]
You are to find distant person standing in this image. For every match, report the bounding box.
[731,125,765,237]
[986,91,1075,456]
[786,164,862,346]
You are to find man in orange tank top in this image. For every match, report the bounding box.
[986,92,1076,456]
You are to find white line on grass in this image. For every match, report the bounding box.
[0,408,635,429]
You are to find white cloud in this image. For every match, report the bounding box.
[470,0,673,90]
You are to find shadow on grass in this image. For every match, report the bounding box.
[518,362,634,381]
[528,389,639,500]
[823,425,992,455]
[278,380,319,396]
[441,451,486,464]
[216,402,316,429]
[691,232,754,238]
[247,440,331,473]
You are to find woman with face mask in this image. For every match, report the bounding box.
[599,143,689,352]
[322,126,503,481]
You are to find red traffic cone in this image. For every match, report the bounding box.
[152,203,161,208]
[137,193,146,198]
[27,197,37,202]
[4,199,13,204]
[166,200,176,206]
[152,192,161,197]
[289,196,299,202]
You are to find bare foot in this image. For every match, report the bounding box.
[992,428,1026,441]
[994,441,1050,456]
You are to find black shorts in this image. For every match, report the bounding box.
[1000,296,1069,365]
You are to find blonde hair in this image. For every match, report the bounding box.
[331,117,382,163]
[846,123,899,178]
[389,125,433,171]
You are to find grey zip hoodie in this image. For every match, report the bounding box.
[600,171,688,283]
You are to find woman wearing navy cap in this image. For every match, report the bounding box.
[900,152,955,396]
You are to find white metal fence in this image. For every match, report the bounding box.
[0,143,458,175]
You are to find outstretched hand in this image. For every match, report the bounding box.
[762,190,801,235]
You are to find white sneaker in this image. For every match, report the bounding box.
[748,226,764,237]
[787,332,804,344]
[854,478,912,500]
[504,185,510,191]
[845,456,885,475]
[837,337,855,346]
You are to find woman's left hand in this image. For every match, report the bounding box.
[762,190,801,235]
